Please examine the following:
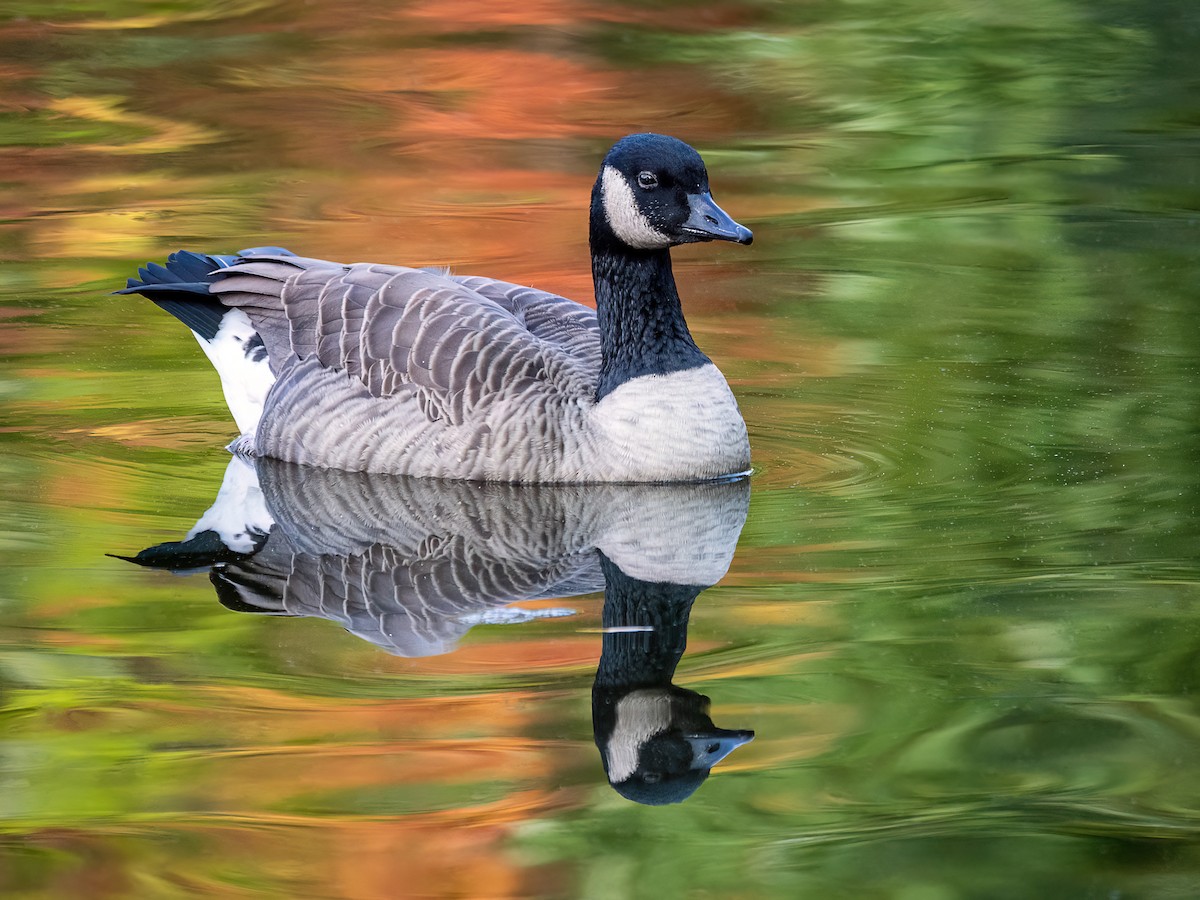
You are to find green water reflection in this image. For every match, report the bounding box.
[2,0,1200,897]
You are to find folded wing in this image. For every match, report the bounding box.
[211,256,600,427]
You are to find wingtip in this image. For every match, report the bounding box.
[118,247,300,294]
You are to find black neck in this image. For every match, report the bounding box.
[593,553,704,690]
[590,237,710,401]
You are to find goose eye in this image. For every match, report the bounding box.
[636,171,658,190]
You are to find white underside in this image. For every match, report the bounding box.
[186,454,274,552]
[594,474,744,585]
[193,308,275,436]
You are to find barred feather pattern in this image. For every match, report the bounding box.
[211,460,749,655]
[211,255,749,481]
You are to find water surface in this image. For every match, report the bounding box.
[2,0,1200,897]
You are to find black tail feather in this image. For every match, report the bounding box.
[117,247,298,295]
[116,250,234,294]
[150,296,228,341]
[107,528,266,572]
[116,247,298,340]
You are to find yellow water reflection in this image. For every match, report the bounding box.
[3,0,1200,896]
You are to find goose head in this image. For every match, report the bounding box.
[590,133,753,252]
[596,686,755,806]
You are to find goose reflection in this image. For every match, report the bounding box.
[594,553,754,804]
[117,456,754,803]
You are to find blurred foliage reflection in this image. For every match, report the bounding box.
[2,0,1200,897]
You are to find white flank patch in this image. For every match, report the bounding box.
[601,165,671,249]
[186,454,273,552]
[192,308,275,436]
[606,689,674,783]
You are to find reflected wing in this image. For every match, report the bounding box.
[201,461,606,656]
[211,535,597,657]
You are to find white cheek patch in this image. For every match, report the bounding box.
[601,165,672,250]
[605,689,674,782]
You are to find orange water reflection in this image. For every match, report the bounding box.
[0,1,832,896]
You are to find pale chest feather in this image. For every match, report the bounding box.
[586,364,750,481]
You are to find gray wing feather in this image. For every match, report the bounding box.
[215,462,607,655]
[214,255,598,426]
[210,256,315,372]
[453,275,602,372]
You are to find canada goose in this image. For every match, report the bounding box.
[115,458,754,802]
[119,133,752,482]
